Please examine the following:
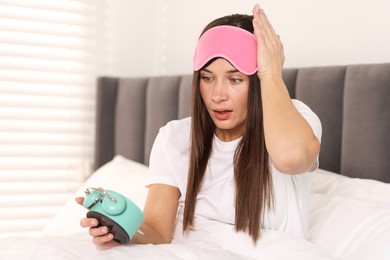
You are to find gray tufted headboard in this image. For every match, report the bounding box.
[95,63,390,183]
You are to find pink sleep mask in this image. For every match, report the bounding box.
[193,25,257,75]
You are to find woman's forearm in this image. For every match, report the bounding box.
[260,75,320,174]
[130,221,172,245]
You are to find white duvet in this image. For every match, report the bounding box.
[0,155,389,260]
[0,228,333,260]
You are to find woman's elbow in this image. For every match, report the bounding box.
[272,141,320,174]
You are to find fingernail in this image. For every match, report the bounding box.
[256,4,261,13]
[107,234,113,240]
[91,220,98,226]
[101,227,107,233]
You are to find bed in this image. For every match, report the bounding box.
[0,63,389,260]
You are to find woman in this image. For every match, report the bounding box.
[77,4,321,249]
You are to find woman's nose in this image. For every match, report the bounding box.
[212,80,228,102]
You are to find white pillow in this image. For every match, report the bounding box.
[309,168,390,260]
[43,155,149,236]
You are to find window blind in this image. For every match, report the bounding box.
[0,0,103,237]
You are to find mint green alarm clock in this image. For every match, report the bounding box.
[83,188,144,244]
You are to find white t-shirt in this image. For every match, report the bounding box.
[148,99,322,239]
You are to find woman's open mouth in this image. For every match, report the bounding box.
[213,110,232,120]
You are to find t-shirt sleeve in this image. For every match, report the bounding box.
[147,126,178,188]
[292,99,322,142]
[292,99,322,171]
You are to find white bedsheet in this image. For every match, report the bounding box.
[309,169,390,260]
[1,156,389,260]
[0,226,334,260]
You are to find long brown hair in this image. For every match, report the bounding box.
[183,14,273,243]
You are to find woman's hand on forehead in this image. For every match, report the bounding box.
[252,4,285,80]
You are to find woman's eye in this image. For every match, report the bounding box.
[230,78,243,84]
[201,76,213,83]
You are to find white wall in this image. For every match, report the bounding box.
[102,0,390,77]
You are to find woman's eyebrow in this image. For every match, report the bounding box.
[226,69,239,74]
[200,68,212,73]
